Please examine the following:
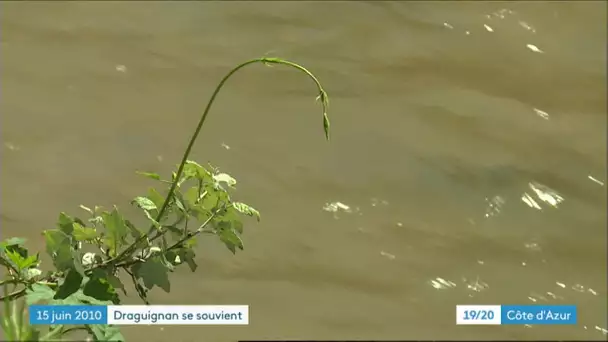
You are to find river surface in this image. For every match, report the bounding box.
[1,1,606,341]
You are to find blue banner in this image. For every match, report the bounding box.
[29,305,108,325]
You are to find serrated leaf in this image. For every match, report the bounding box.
[131,197,157,211]
[132,256,171,292]
[136,171,161,181]
[43,229,74,271]
[26,284,54,305]
[101,207,128,258]
[72,223,98,241]
[4,243,28,262]
[43,230,69,255]
[83,269,120,304]
[216,207,244,234]
[183,160,211,181]
[54,268,84,300]
[218,228,243,254]
[15,254,38,270]
[57,212,74,235]
[4,249,25,270]
[232,202,261,221]
[89,324,124,342]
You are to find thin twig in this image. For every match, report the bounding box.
[101,58,329,269]
[0,288,25,302]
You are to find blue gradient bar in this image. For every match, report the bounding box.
[501,305,576,325]
[29,305,107,325]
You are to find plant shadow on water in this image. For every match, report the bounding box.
[0,57,331,341]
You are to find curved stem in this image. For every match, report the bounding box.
[105,57,330,266]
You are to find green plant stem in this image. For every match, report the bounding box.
[0,256,19,276]
[0,282,57,302]
[0,287,25,301]
[101,57,329,268]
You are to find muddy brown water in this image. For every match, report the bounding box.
[1,1,606,341]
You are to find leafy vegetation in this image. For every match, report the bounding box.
[0,57,330,341]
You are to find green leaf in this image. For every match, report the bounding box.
[55,245,76,271]
[83,269,120,304]
[143,210,161,230]
[148,188,166,210]
[4,249,24,269]
[57,212,75,236]
[136,171,161,181]
[323,111,330,141]
[178,248,197,272]
[132,256,171,292]
[215,207,244,234]
[201,189,220,211]
[26,284,55,305]
[72,223,98,241]
[232,202,261,221]
[183,187,200,207]
[72,250,86,276]
[43,229,69,255]
[183,160,211,181]
[89,324,124,342]
[0,237,26,250]
[43,229,74,271]
[218,228,244,254]
[15,253,38,271]
[101,207,129,258]
[131,197,157,211]
[107,272,126,295]
[54,268,84,300]
[173,192,188,214]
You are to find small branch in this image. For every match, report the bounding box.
[166,212,219,252]
[0,256,20,276]
[0,288,25,301]
[81,57,330,275]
